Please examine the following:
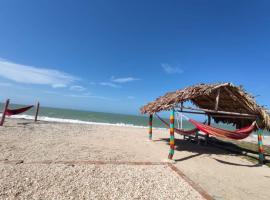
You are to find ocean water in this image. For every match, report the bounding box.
[0,103,167,128]
[1,103,269,135]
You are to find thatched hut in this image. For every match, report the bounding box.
[140,83,270,162]
[141,82,270,130]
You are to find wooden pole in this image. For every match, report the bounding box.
[168,109,175,159]
[180,113,183,129]
[208,114,256,120]
[0,99,10,126]
[257,129,264,164]
[205,115,211,144]
[215,88,220,111]
[175,109,257,119]
[180,102,183,112]
[34,101,40,122]
[207,115,211,125]
[180,106,257,118]
[148,114,153,140]
[180,102,183,129]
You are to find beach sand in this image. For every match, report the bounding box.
[0,119,270,199]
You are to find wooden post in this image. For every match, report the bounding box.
[148,114,153,140]
[257,129,264,164]
[34,102,40,122]
[168,109,175,159]
[215,88,220,111]
[205,115,211,144]
[207,115,211,125]
[180,102,183,112]
[0,99,10,126]
[195,131,200,144]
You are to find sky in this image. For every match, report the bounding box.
[0,0,270,115]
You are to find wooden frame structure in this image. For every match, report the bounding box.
[0,99,40,126]
[142,83,270,164]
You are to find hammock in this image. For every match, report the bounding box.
[155,114,198,135]
[188,118,255,140]
[5,105,34,116]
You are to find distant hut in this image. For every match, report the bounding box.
[140,83,270,163]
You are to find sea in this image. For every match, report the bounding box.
[1,103,269,136]
[0,103,166,128]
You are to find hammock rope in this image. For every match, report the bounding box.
[5,105,34,116]
[155,114,198,135]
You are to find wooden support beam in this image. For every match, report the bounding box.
[223,87,254,113]
[215,88,220,111]
[176,110,205,115]
[209,114,256,120]
[148,114,153,140]
[205,115,211,145]
[181,106,257,118]
[175,109,256,119]
[180,102,183,112]
[207,115,211,125]
[0,99,10,126]
[34,102,40,122]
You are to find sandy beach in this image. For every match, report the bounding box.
[1,118,270,200]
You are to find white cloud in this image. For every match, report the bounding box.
[90,77,139,89]
[161,63,184,74]
[111,76,140,83]
[52,84,67,88]
[100,82,120,88]
[65,94,90,98]
[0,58,77,88]
[65,93,117,101]
[70,85,86,92]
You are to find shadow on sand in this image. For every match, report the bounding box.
[212,158,262,167]
[158,137,263,167]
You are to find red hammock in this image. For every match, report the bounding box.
[155,114,198,135]
[5,105,34,116]
[188,119,255,140]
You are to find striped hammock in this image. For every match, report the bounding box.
[188,119,255,140]
[156,113,255,140]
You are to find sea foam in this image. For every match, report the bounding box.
[8,114,166,130]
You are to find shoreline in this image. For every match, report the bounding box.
[6,115,270,146]
[8,114,153,129]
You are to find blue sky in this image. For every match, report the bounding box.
[0,0,270,115]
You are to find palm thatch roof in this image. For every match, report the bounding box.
[140,83,270,131]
